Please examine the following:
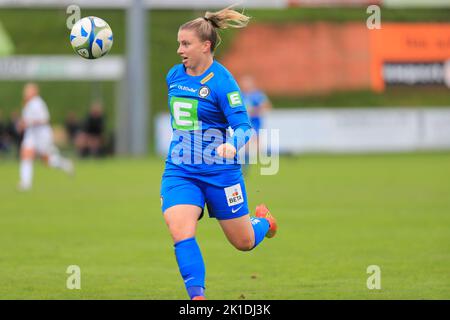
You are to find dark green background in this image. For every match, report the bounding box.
[0,8,449,138]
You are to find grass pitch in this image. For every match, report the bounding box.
[0,153,449,299]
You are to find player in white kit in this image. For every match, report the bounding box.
[18,83,74,191]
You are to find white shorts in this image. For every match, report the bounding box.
[22,126,55,155]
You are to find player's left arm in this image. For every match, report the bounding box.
[216,76,254,159]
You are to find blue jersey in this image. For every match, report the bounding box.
[164,60,252,178]
[242,90,268,132]
[242,90,268,120]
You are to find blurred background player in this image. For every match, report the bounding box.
[0,109,22,155]
[7,110,24,158]
[240,74,272,173]
[0,110,7,153]
[64,111,81,147]
[76,101,106,158]
[241,74,272,135]
[18,83,74,191]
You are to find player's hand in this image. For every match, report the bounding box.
[216,143,236,159]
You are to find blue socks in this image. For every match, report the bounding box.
[187,286,205,299]
[250,217,270,248]
[174,219,269,299]
[174,237,205,299]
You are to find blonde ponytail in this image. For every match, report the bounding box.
[204,6,250,30]
[180,6,250,52]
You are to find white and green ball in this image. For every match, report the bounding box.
[70,16,113,59]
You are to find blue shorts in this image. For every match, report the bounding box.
[160,169,249,220]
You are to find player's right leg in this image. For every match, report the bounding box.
[18,145,35,191]
[164,204,202,243]
[18,131,37,191]
[161,176,207,300]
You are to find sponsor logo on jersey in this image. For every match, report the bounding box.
[170,97,199,130]
[227,91,243,108]
[224,183,244,207]
[198,86,210,98]
[176,85,198,93]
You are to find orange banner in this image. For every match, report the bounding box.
[370,23,450,91]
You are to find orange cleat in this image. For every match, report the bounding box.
[255,204,277,238]
[192,296,206,300]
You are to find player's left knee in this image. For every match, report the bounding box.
[233,238,255,252]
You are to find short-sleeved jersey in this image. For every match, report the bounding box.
[242,90,268,120]
[165,60,250,176]
[22,96,50,127]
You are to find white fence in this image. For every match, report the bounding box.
[0,55,124,80]
[155,108,450,155]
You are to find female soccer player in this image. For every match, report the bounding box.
[160,7,277,300]
[18,83,74,191]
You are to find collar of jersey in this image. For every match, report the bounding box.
[182,60,216,79]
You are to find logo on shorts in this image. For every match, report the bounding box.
[198,86,210,98]
[160,196,163,207]
[231,205,243,213]
[224,183,244,207]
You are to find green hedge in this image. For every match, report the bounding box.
[0,8,449,129]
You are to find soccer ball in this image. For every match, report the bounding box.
[70,16,113,59]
